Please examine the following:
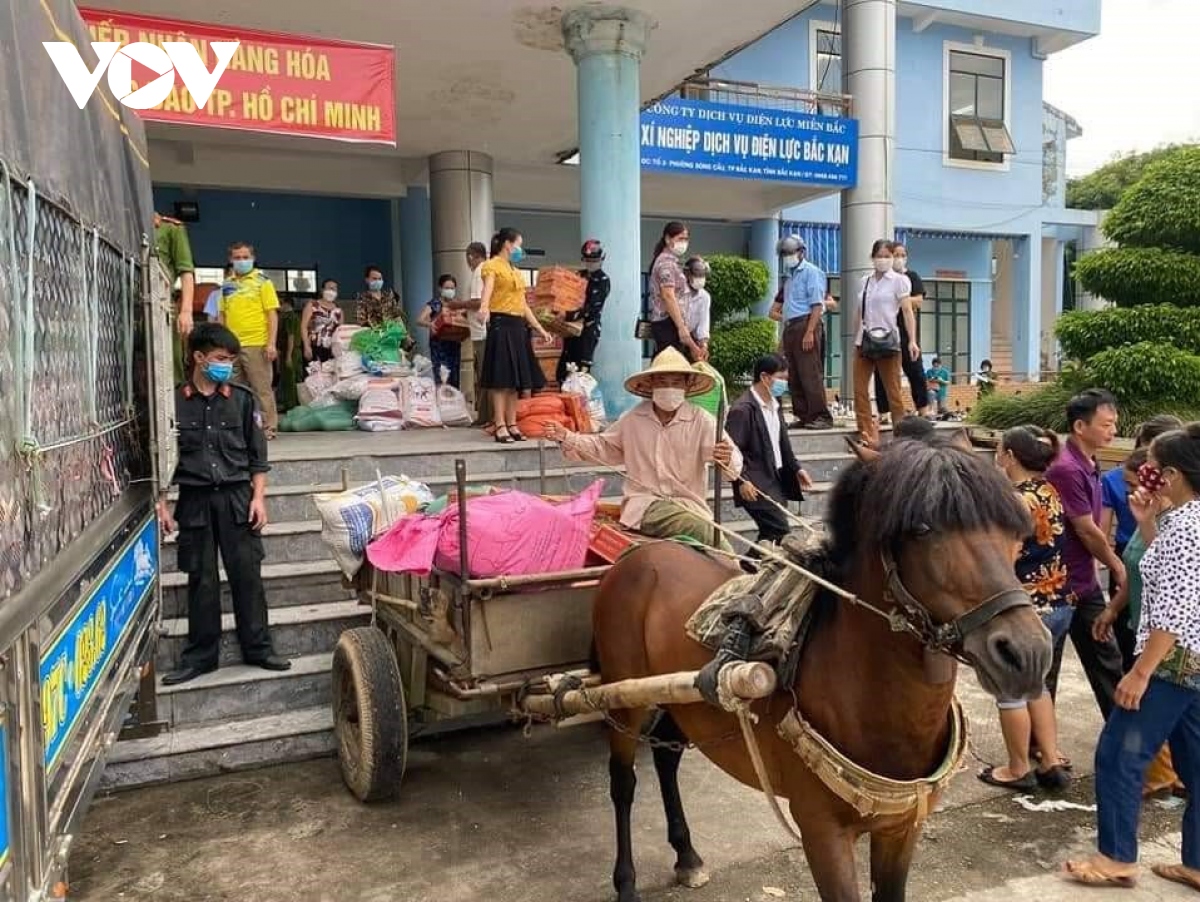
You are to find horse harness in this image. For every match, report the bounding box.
[736,547,1030,834]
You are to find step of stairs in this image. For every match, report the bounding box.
[160,560,354,619]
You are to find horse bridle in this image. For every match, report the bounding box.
[880,550,1034,663]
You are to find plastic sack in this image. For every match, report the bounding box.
[332,325,364,359]
[367,481,603,578]
[336,353,365,379]
[400,375,442,428]
[280,400,357,433]
[302,368,337,406]
[351,321,408,365]
[411,354,434,378]
[689,362,726,419]
[561,366,606,432]
[317,476,435,578]
[356,379,404,426]
[332,373,372,401]
[435,365,472,427]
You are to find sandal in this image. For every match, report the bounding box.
[1036,764,1072,792]
[1153,864,1200,891]
[506,424,526,442]
[977,766,1037,792]
[494,426,513,445]
[1063,858,1137,888]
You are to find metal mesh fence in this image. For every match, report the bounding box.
[0,172,150,599]
[680,77,852,118]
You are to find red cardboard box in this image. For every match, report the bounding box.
[589,521,637,564]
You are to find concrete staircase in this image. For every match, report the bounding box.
[101,424,869,790]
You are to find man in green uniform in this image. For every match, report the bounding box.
[155,212,196,382]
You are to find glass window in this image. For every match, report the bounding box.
[287,269,318,293]
[947,50,1009,164]
[815,28,842,93]
[922,280,972,380]
[192,266,226,286]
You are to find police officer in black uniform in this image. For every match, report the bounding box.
[157,323,291,685]
[557,238,611,384]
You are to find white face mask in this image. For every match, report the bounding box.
[652,387,686,412]
[873,258,893,274]
[782,254,800,269]
[894,256,908,272]
[440,287,456,300]
[322,288,337,302]
[673,241,689,257]
[690,277,707,291]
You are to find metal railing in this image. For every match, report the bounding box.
[679,76,852,118]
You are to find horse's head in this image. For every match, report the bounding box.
[831,436,1051,700]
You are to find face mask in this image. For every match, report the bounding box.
[873,258,893,274]
[894,256,908,272]
[782,254,800,269]
[769,378,788,398]
[367,278,384,292]
[673,241,689,257]
[231,258,254,276]
[440,287,456,300]
[690,277,707,291]
[1138,463,1167,493]
[203,360,234,383]
[652,387,686,412]
[509,246,525,264]
[322,288,337,302]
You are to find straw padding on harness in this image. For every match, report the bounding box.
[777,697,968,825]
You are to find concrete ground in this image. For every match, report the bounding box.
[71,651,1197,902]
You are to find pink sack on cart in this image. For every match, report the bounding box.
[367,480,603,578]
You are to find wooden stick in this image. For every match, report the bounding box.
[520,662,776,717]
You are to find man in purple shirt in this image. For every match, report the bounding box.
[1044,389,1126,719]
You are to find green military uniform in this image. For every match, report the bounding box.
[156,214,195,383]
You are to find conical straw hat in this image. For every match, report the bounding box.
[624,347,716,399]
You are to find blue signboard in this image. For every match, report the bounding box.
[0,721,8,871]
[39,517,158,770]
[640,97,858,187]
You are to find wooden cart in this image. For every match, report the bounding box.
[331,459,772,802]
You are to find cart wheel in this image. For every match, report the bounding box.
[332,626,407,802]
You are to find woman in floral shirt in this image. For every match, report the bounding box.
[979,425,1072,792]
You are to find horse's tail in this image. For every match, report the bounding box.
[588,639,601,676]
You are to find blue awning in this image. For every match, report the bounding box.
[780,221,1020,274]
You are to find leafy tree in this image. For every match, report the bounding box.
[706,255,770,324]
[1066,144,1193,210]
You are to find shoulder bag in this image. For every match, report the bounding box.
[860,279,900,360]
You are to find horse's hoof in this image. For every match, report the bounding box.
[675,866,711,889]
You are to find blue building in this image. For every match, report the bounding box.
[143,0,1102,396]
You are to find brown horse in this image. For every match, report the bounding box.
[591,437,1053,902]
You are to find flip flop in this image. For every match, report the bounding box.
[1063,859,1137,888]
[1153,864,1200,892]
[977,766,1037,792]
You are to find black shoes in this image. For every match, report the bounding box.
[162,663,217,686]
[249,655,292,672]
[695,614,758,707]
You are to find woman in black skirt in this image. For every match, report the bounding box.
[479,227,551,443]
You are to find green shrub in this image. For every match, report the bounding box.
[1067,145,1193,211]
[1075,246,1200,308]
[706,255,770,324]
[969,383,1074,434]
[1103,147,1200,254]
[1056,305,1200,360]
[1083,342,1200,406]
[708,317,777,391]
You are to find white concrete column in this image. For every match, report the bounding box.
[563,4,655,416]
[429,151,494,400]
[839,0,897,393]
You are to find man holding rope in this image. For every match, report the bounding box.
[543,348,742,549]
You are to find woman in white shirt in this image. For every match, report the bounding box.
[1066,423,1200,890]
[852,239,920,443]
[681,256,711,363]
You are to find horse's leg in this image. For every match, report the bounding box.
[649,712,708,889]
[608,709,648,902]
[868,826,919,902]
[796,815,861,902]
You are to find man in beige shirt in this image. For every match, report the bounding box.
[544,348,741,549]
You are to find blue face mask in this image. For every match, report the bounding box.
[509,246,525,264]
[231,258,254,276]
[769,378,788,398]
[203,360,234,383]
[367,278,384,292]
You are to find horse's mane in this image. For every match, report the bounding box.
[796,437,1031,621]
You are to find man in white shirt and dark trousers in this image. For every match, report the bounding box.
[727,354,814,543]
[464,242,492,426]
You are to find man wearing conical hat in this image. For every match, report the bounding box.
[544,347,742,549]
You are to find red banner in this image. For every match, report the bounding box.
[78,8,396,145]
